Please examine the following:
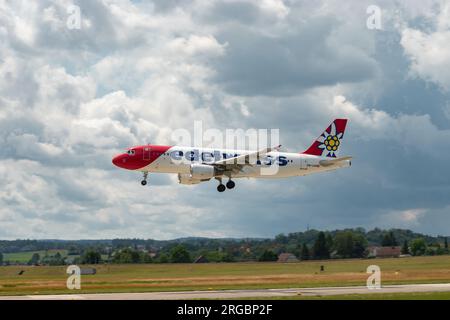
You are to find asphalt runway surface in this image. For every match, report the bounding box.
[1,283,450,300]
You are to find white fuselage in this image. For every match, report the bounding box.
[141,146,350,179]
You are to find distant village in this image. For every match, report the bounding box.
[0,228,448,266]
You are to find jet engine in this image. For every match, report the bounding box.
[189,164,215,180]
[177,164,216,185]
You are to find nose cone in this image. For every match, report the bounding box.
[112,154,126,168]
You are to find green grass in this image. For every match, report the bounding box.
[242,291,450,300]
[1,255,450,296]
[3,250,68,263]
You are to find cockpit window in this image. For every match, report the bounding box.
[127,149,136,156]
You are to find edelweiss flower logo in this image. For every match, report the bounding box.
[318,122,343,157]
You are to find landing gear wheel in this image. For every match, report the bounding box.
[226,180,235,189]
[217,184,226,192]
[141,172,148,186]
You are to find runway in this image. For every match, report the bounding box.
[1,283,450,300]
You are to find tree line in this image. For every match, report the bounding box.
[0,228,448,265]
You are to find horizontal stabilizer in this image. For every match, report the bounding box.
[319,156,352,167]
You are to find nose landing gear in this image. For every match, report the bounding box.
[141,172,148,186]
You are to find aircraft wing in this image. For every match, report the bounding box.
[319,156,352,167]
[211,145,281,173]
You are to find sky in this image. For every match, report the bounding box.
[0,0,450,240]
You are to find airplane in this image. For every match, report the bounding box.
[112,119,351,192]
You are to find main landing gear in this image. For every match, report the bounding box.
[226,180,235,189]
[216,177,235,192]
[141,172,148,186]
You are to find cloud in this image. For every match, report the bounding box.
[373,208,448,233]
[168,34,226,56]
[210,13,378,96]
[401,2,450,90]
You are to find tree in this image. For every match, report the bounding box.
[275,234,288,244]
[140,252,153,263]
[325,233,334,253]
[381,231,398,247]
[220,252,234,262]
[410,238,427,256]
[425,247,435,256]
[45,252,65,266]
[445,238,448,252]
[401,240,409,255]
[258,250,278,262]
[113,248,140,263]
[157,253,169,263]
[68,246,79,255]
[334,232,353,258]
[82,250,102,264]
[170,245,191,263]
[436,246,446,255]
[28,253,40,265]
[313,232,330,259]
[334,231,367,258]
[0,252,3,265]
[352,234,368,257]
[300,243,310,260]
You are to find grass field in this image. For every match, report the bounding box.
[0,255,450,297]
[3,250,68,264]
[3,250,109,264]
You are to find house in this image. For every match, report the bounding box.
[277,253,299,263]
[136,245,146,252]
[368,246,401,258]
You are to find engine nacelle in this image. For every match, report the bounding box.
[178,173,201,185]
[190,164,215,180]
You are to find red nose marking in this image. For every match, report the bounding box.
[112,145,172,170]
[112,154,127,168]
[112,153,143,170]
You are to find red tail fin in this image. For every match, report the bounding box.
[302,119,348,158]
